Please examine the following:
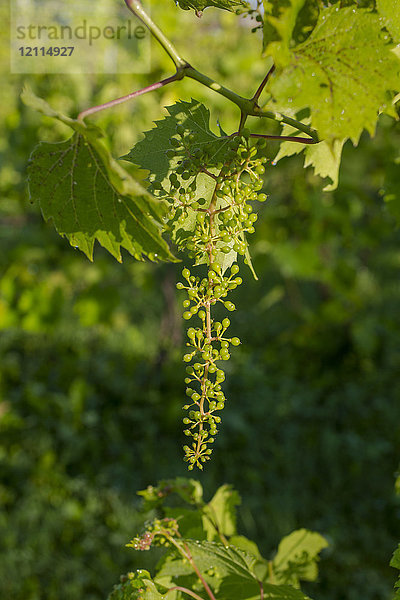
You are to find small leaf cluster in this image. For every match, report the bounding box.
[109,478,328,600]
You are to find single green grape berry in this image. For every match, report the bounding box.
[183,311,192,320]
[176,282,184,290]
[222,246,231,254]
[198,310,206,320]
[186,366,194,374]
[214,285,223,296]
[214,416,221,423]
[192,392,201,402]
[183,299,191,308]
[210,262,220,273]
[183,418,191,424]
[184,430,191,436]
[235,277,242,285]
[222,318,230,328]
[216,369,225,382]
[224,301,236,311]
[183,353,192,362]
[255,164,265,175]
[258,193,267,202]
[231,337,241,346]
[221,340,229,349]
[216,402,224,410]
[231,265,239,275]
[187,327,196,338]
[233,243,241,253]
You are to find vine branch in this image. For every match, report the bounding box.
[78,0,321,144]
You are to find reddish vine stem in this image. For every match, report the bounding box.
[182,541,217,600]
[77,72,181,121]
[252,64,276,103]
[249,133,318,145]
[166,587,205,600]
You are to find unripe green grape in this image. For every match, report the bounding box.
[183,417,191,424]
[187,327,196,338]
[214,285,223,296]
[183,353,192,362]
[184,429,191,436]
[216,369,225,382]
[214,416,221,423]
[231,265,239,275]
[224,301,236,311]
[216,402,224,410]
[183,299,191,308]
[255,164,265,175]
[199,310,206,320]
[231,337,241,346]
[183,311,192,320]
[192,392,201,402]
[221,340,229,349]
[176,282,184,289]
[222,318,230,328]
[258,193,267,202]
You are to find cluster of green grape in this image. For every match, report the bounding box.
[167,127,267,469]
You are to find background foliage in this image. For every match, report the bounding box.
[1,1,400,599]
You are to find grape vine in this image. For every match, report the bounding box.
[23,0,400,472]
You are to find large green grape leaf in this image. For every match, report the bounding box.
[22,87,175,263]
[184,541,310,600]
[123,99,232,192]
[173,0,246,13]
[272,529,328,587]
[264,6,400,143]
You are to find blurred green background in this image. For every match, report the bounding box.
[1,2,400,599]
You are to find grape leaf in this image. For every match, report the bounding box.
[202,484,241,540]
[272,529,328,587]
[22,87,175,263]
[265,6,400,143]
[173,0,246,13]
[217,575,310,600]
[377,0,400,42]
[184,540,310,600]
[274,123,346,190]
[122,99,232,193]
